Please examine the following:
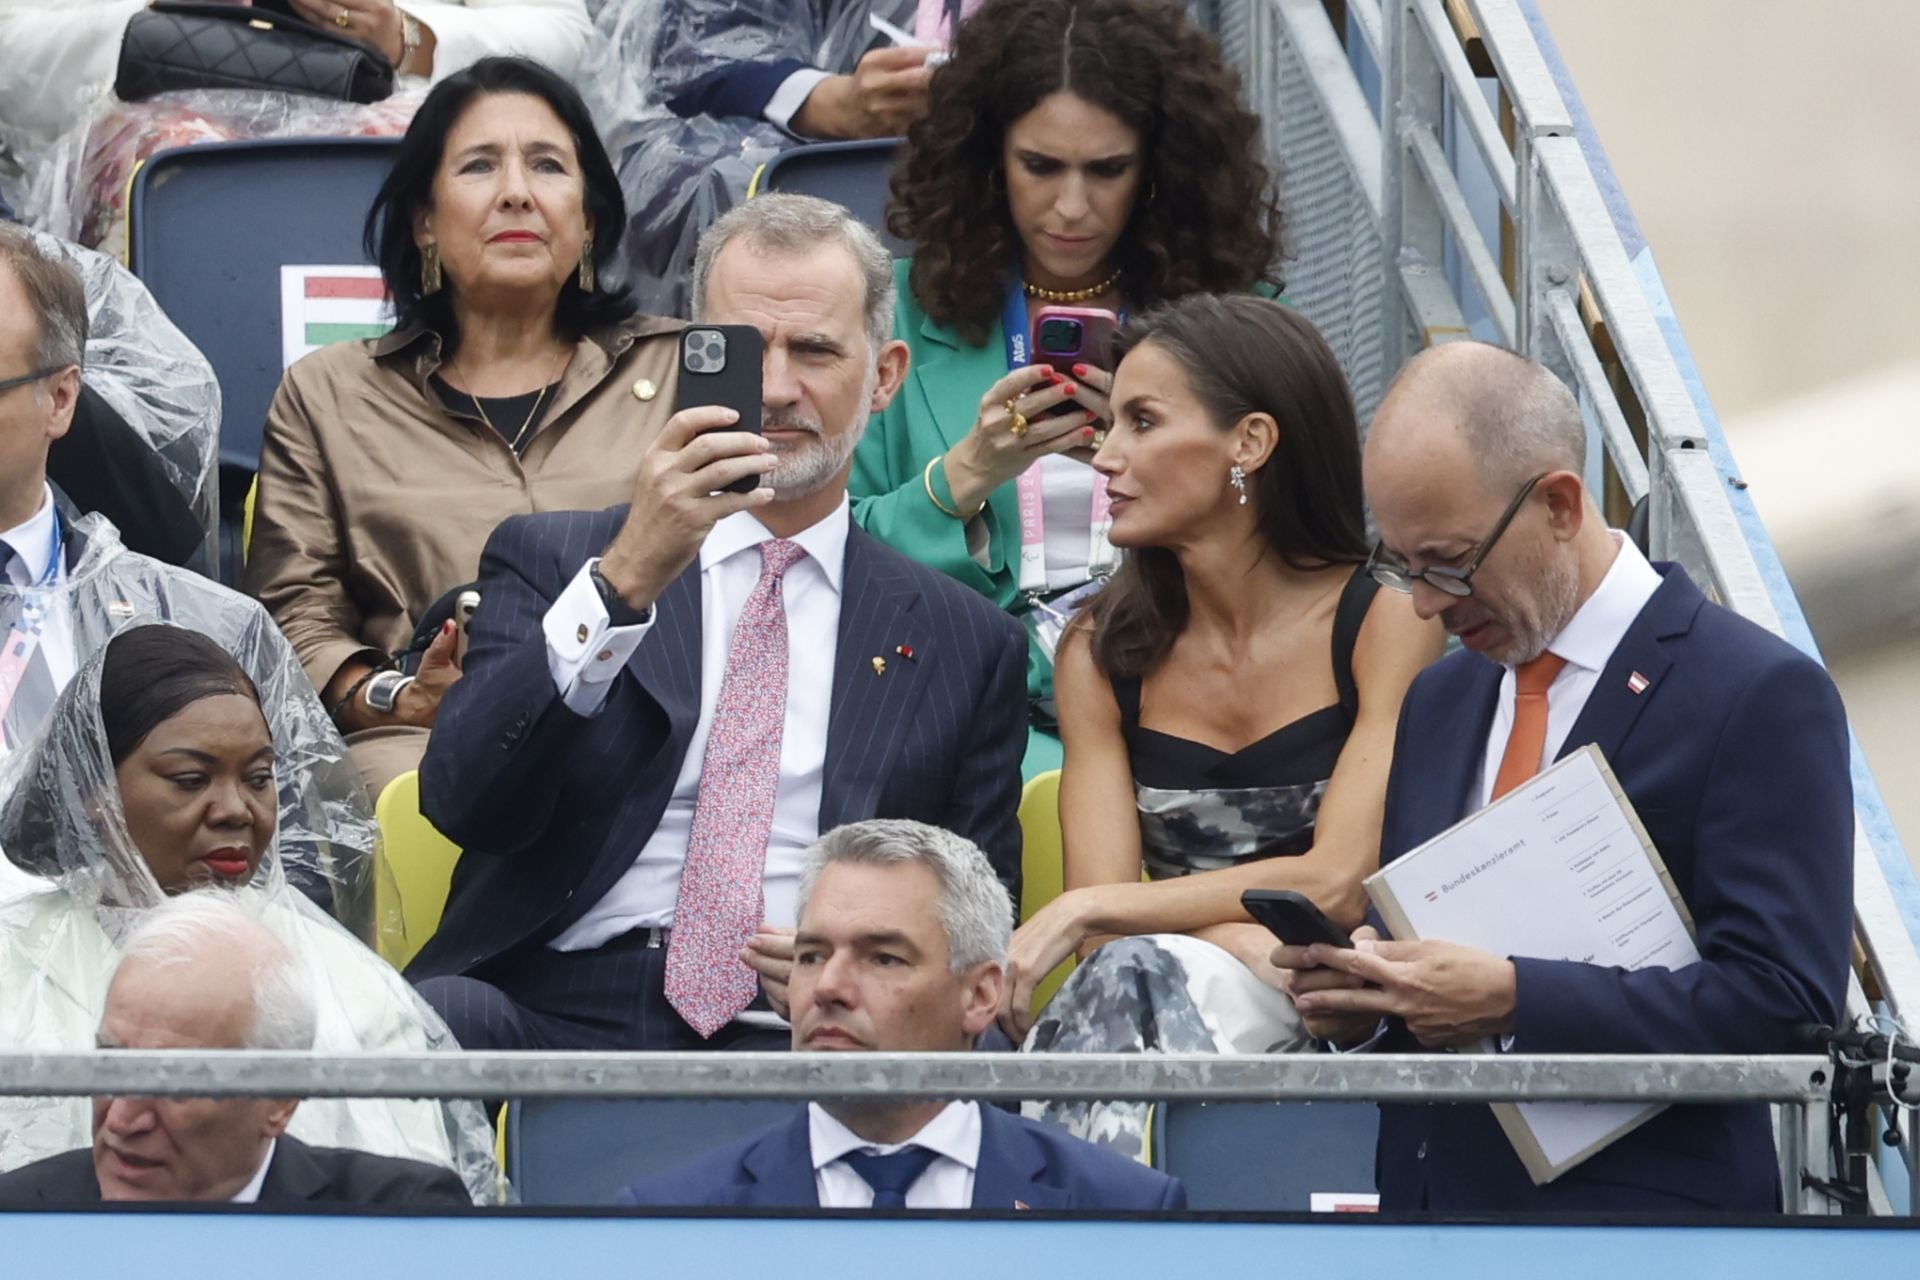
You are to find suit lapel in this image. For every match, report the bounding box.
[256,1136,328,1204]
[911,313,998,455]
[909,314,1022,555]
[819,531,933,828]
[741,1111,821,1208]
[971,1106,1068,1211]
[624,562,703,736]
[1557,566,1699,767]
[1422,658,1505,839]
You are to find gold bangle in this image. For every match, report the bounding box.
[924,454,983,520]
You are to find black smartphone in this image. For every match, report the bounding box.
[1241,889,1353,949]
[674,324,764,494]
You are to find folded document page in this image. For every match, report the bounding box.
[1364,744,1700,1182]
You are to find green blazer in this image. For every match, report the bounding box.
[851,258,1051,703]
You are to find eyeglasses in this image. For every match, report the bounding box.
[0,365,67,397]
[1366,472,1547,599]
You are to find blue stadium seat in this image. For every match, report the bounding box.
[505,1098,794,1205]
[127,136,401,477]
[753,138,909,256]
[1151,1100,1379,1211]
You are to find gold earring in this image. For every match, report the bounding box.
[420,243,442,295]
[578,236,595,292]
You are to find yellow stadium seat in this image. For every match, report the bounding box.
[372,770,462,971]
[1017,769,1074,1012]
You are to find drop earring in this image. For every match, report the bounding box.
[578,235,595,292]
[419,243,442,295]
[1229,464,1248,505]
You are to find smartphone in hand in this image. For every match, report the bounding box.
[1241,889,1354,950]
[674,324,764,494]
[1032,306,1118,377]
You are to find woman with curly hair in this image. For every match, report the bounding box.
[850,0,1283,778]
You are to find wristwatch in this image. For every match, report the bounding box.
[364,670,416,715]
[589,559,653,627]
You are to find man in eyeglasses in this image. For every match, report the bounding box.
[1272,341,1853,1214]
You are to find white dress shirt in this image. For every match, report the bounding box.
[545,498,849,952]
[764,68,835,133]
[809,1101,981,1210]
[228,1139,276,1204]
[0,483,77,741]
[1471,533,1663,810]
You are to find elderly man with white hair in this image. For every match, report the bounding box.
[410,194,1029,1056]
[0,891,471,1206]
[618,819,1186,1210]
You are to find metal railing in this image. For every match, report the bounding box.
[0,1050,1841,1214]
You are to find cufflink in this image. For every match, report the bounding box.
[631,378,657,402]
[577,623,590,643]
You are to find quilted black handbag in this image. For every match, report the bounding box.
[115,2,396,105]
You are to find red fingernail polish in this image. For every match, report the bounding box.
[1082,427,1095,439]
[1061,382,1077,396]
[1072,364,1088,376]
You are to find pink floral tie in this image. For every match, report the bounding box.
[665,538,807,1037]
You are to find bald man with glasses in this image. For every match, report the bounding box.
[1272,342,1854,1215]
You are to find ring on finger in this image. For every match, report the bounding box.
[336,6,351,24]
[1003,398,1029,439]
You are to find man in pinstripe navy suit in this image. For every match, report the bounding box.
[409,195,1029,1053]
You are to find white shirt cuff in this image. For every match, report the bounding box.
[765,67,833,133]
[544,559,653,715]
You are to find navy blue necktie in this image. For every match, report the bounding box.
[845,1146,939,1208]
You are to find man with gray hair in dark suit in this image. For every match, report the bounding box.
[409,194,1029,1055]
[0,891,469,1207]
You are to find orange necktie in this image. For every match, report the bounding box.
[1491,652,1569,801]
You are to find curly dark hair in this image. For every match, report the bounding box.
[887,0,1285,345]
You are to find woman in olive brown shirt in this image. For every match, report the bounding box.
[245,57,681,802]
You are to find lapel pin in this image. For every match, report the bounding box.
[1626,671,1650,695]
[895,644,916,661]
[871,656,887,676]
[631,377,658,402]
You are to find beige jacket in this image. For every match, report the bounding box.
[244,315,682,695]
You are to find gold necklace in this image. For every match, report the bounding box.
[1023,268,1124,303]
[456,348,565,454]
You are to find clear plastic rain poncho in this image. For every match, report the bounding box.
[26,226,219,562]
[15,86,422,260]
[0,621,502,1203]
[578,0,914,315]
[0,513,377,925]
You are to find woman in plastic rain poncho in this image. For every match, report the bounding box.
[0,622,501,1201]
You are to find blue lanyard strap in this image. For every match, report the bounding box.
[36,506,63,589]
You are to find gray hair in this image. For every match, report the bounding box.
[113,889,318,1051]
[1383,341,1586,493]
[0,223,88,374]
[690,193,896,351]
[796,820,1013,973]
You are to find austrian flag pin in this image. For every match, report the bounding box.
[1626,671,1651,695]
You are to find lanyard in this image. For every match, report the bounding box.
[15,506,63,636]
[1000,279,1117,597]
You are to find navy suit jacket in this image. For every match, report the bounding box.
[1374,565,1853,1214]
[615,1104,1186,1211]
[409,505,1028,981]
